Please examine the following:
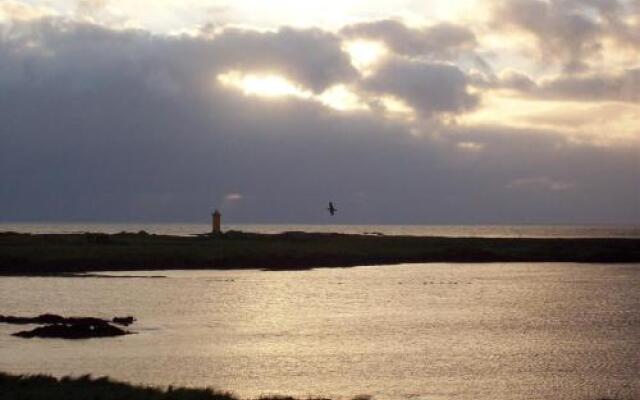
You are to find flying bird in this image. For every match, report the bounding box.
[327,202,337,216]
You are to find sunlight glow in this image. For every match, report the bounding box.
[459,93,640,146]
[7,0,488,33]
[379,96,416,120]
[318,85,369,111]
[343,40,388,74]
[217,71,312,99]
[217,70,371,113]
[0,1,56,22]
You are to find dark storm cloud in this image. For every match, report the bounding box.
[0,18,356,93]
[361,57,478,117]
[341,19,477,59]
[0,17,638,224]
[340,19,481,118]
[443,125,640,223]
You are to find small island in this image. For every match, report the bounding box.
[0,314,135,339]
[1,231,638,275]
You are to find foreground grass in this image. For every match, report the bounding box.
[0,372,626,400]
[0,231,639,274]
[0,372,333,400]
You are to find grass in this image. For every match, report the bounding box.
[0,372,626,400]
[0,372,336,400]
[0,231,639,275]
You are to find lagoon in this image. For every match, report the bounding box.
[1,263,639,400]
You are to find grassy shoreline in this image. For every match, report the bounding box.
[1,231,639,275]
[0,372,332,400]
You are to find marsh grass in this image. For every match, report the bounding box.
[0,231,638,274]
[0,372,335,400]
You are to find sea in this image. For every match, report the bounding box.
[1,224,639,400]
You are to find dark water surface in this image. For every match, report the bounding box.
[1,263,639,399]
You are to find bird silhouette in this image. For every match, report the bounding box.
[327,202,337,216]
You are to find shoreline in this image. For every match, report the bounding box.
[0,372,330,400]
[1,231,639,275]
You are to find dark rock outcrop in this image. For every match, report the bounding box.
[0,313,135,339]
[1,313,108,325]
[112,316,136,326]
[13,321,129,339]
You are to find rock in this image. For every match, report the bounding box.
[1,314,136,326]
[13,321,129,339]
[112,316,135,326]
[0,313,65,324]
[1,313,136,339]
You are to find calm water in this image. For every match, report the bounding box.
[1,222,640,238]
[1,263,639,400]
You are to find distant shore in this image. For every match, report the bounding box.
[0,231,639,275]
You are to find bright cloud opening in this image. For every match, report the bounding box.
[378,95,416,120]
[217,71,312,99]
[218,70,372,113]
[342,40,388,75]
[318,84,369,111]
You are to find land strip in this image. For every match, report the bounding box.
[0,231,638,275]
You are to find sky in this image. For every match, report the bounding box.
[0,0,639,224]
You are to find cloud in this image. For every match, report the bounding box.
[0,1,56,22]
[496,69,537,91]
[76,0,109,18]
[341,19,477,59]
[224,193,243,202]
[507,177,575,191]
[208,26,358,93]
[360,57,478,118]
[491,0,640,72]
[492,0,602,72]
[0,17,638,224]
[537,69,640,102]
[479,68,640,104]
[469,68,536,91]
[0,18,357,93]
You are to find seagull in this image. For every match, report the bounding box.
[327,202,337,216]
